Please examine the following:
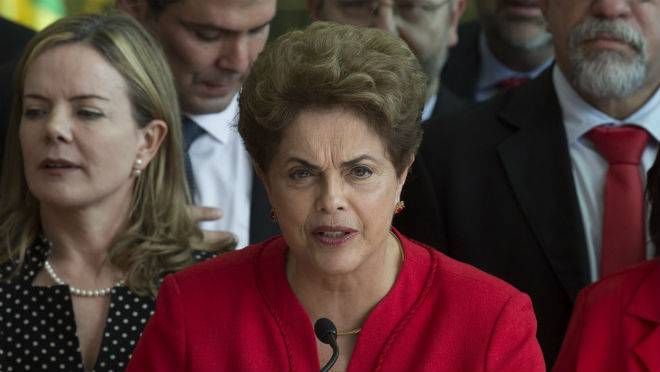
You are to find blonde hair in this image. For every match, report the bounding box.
[0,13,232,296]
[238,21,427,176]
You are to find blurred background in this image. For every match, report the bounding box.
[0,0,477,37]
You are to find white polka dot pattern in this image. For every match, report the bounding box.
[0,237,215,371]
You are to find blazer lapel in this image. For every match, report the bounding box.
[628,265,660,371]
[496,70,590,301]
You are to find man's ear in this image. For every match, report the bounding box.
[306,0,325,21]
[136,119,168,169]
[116,0,151,21]
[448,0,467,47]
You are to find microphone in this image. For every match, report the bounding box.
[314,317,339,372]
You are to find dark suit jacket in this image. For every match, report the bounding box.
[420,69,590,367]
[553,259,660,372]
[441,20,481,102]
[393,86,469,249]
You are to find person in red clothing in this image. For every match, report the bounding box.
[127,22,545,372]
[553,159,660,372]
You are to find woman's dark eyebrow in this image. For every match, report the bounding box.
[342,155,376,167]
[285,155,377,169]
[286,157,321,170]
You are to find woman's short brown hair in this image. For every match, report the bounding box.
[238,21,427,176]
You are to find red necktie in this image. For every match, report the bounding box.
[497,77,529,90]
[587,125,649,277]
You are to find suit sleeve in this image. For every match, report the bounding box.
[552,289,588,372]
[126,275,187,372]
[485,292,546,372]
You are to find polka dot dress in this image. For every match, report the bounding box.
[0,236,215,371]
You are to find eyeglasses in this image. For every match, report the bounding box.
[333,0,451,24]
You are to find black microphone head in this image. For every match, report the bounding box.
[314,317,337,345]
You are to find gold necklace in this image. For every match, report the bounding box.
[335,232,404,337]
[336,328,361,336]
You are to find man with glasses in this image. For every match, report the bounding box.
[307,0,467,122]
[442,0,555,102]
[422,0,660,367]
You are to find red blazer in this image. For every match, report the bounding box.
[553,259,660,372]
[127,230,544,371]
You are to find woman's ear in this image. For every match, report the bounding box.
[136,119,168,167]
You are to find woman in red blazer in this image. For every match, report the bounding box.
[127,22,545,372]
[553,161,660,372]
[552,259,660,372]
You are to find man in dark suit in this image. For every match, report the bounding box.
[0,17,35,169]
[118,0,279,246]
[441,0,554,102]
[422,0,660,367]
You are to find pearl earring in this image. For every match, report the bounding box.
[134,158,143,177]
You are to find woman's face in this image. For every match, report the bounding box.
[263,107,409,275]
[20,43,150,210]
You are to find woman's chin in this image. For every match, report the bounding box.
[307,247,364,277]
[33,191,88,209]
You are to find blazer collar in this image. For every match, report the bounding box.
[628,262,660,370]
[498,67,558,130]
[255,230,435,371]
[495,68,591,301]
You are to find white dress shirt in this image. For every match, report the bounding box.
[187,95,253,249]
[554,66,660,281]
[476,33,553,102]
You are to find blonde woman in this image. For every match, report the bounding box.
[0,14,232,371]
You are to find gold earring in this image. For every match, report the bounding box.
[394,200,405,214]
[270,209,277,223]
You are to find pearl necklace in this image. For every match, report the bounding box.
[43,260,124,297]
[41,235,125,297]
